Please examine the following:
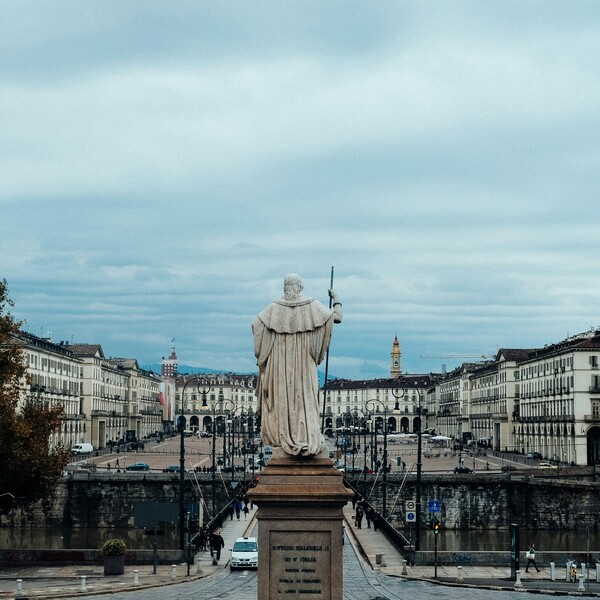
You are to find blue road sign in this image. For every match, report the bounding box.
[428,499,441,513]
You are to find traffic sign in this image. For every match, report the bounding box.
[405,500,416,512]
[428,499,441,513]
[406,511,416,523]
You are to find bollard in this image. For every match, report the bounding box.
[597,562,600,583]
[402,560,408,576]
[80,575,87,592]
[579,574,585,591]
[515,570,523,588]
[582,563,587,582]
[550,561,555,581]
[16,579,23,596]
[375,553,384,565]
[171,564,177,579]
[133,569,139,585]
[566,561,572,582]
[456,565,464,582]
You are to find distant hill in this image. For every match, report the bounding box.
[142,363,335,385]
[141,363,234,376]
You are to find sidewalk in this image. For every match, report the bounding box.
[0,508,257,599]
[342,502,600,595]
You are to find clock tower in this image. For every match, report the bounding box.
[390,335,402,378]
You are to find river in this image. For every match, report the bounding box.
[1,526,599,553]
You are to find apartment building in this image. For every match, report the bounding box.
[19,332,85,448]
[174,373,258,435]
[322,375,435,434]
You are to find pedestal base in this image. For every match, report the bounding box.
[248,449,353,600]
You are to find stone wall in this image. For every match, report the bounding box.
[352,473,600,531]
[0,472,238,529]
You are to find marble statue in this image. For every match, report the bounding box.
[252,274,343,456]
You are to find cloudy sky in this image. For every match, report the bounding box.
[2,1,600,379]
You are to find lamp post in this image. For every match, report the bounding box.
[350,407,368,475]
[204,392,233,517]
[366,399,389,518]
[178,376,211,552]
[392,384,424,552]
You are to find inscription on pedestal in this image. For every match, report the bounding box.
[270,530,331,599]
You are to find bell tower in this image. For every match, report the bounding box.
[390,335,402,378]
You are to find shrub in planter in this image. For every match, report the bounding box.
[101,538,126,575]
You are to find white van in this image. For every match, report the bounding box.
[229,536,258,571]
[71,443,94,455]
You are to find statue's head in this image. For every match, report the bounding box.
[283,273,303,300]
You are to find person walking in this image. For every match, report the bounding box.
[355,505,363,529]
[525,543,540,572]
[209,529,225,564]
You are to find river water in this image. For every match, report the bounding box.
[1,527,598,553]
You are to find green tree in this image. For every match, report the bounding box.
[0,279,71,515]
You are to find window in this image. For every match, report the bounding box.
[592,400,600,419]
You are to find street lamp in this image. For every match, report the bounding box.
[178,376,211,552]
[366,398,389,518]
[350,407,368,476]
[202,391,235,517]
[392,384,424,552]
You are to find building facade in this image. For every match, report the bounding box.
[19,332,85,449]
[174,373,258,437]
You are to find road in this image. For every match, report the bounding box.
[78,532,562,600]
[76,433,538,477]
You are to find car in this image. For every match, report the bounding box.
[71,443,94,455]
[337,465,363,473]
[198,431,211,438]
[538,462,557,469]
[454,465,473,474]
[163,465,181,473]
[126,462,150,471]
[229,536,258,571]
[221,464,246,473]
[527,452,543,460]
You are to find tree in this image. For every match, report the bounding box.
[0,279,71,516]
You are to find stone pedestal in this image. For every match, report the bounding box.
[248,448,353,600]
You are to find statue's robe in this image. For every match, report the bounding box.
[252,297,336,456]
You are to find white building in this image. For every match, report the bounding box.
[19,332,85,448]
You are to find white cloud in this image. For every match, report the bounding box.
[3,2,600,379]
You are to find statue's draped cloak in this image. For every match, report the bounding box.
[252,298,335,456]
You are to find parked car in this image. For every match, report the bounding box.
[454,465,473,474]
[163,465,181,473]
[337,465,363,473]
[126,462,150,471]
[230,536,258,571]
[198,431,211,438]
[71,443,94,455]
[527,452,543,460]
[221,464,246,473]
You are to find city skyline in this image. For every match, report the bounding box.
[3,3,600,379]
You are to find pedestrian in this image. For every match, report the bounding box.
[209,529,225,563]
[525,543,540,572]
[364,508,372,529]
[355,505,363,529]
[243,503,249,520]
[371,511,379,531]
